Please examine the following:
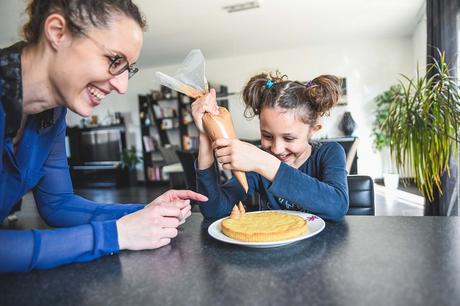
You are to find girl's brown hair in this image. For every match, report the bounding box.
[242,71,341,126]
[22,0,147,45]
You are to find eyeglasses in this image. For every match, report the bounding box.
[79,31,139,79]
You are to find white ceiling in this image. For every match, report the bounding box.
[0,0,424,67]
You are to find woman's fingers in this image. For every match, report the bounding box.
[180,205,192,219]
[155,238,172,248]
[161,227,179,239]
[159,216,181,228]
[166,190,208,202]
[150,205,182,218]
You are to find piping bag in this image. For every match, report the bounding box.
[202,107,248,193]
[155,50,248,193]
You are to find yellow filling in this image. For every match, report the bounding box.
[221,212,308,242]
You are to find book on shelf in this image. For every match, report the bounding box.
[181,96,191,104]
[153,104,162,118]
[147,165,163,181]
[162,106,177,118]
[142,136,156,152]
[161,118,173,129]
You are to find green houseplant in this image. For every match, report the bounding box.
[372,85,403,189]
[120,146,142,186]
[372,85,402,151]
[382,52,460,202]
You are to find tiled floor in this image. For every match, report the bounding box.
[2,182,426,230]
[374,183,424,216]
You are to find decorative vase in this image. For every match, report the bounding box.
[383,173,399,190]
[339,111,356,136]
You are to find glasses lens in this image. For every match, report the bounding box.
[109,56,129,75]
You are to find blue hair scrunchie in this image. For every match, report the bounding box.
[305,80,313,87]
[265,80,274,88]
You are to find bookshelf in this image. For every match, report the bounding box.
[138,85,230,183]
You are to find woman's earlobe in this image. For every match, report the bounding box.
[43,14,69,49]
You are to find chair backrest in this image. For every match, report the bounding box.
[345,138,359,174]
[158,145,180,165]
[175,150,198,191]
[347,175,375,215]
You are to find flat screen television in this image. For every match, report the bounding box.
[80,129,123,164]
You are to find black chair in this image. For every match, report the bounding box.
[347,175,375,215]
[175,150,198,191]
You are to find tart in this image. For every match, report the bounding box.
[221,210,308,242]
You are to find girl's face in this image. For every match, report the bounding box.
[259,106,321,168]
[49,14,143,117]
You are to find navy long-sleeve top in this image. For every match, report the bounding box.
[0,42,143,273]
[197,142,349,221]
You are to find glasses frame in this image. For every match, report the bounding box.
[79,31,139,79]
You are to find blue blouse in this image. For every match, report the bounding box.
[0,43,144,273]
[197,142,349,221]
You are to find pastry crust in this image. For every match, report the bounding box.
[221,211,308,242]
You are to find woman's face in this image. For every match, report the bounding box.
[49,14,143,117]
[259,106,320,168]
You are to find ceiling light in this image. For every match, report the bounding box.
[223,1,260,13]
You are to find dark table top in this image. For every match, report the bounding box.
[1,215,460,306]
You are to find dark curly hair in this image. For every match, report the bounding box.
[242,71,341,126]
[22,0,147,45]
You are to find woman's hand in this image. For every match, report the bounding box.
[213,139,281,180]
[191,88,218,134]
[116,190,208,250]
[148,189,208,224]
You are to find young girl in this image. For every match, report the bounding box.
[191,72,348,221]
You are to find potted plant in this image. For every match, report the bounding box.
[383,51,460,206]
[372,85,403,189]
[120,146,142,186]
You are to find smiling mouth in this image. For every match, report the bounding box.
[276,153,291,161]
[87,84,107,103]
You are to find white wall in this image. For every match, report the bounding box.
[67,37,421,179]
[413,8,427,74]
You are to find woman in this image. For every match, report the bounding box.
[0,0,207,273]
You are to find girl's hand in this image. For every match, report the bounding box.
[191,88,218,134]
[213,139,281,181]
[212,139,264,172]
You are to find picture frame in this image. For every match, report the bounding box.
[338,77,347,105]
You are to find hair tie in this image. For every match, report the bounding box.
[305,80,313,87]
[265,80,274,88]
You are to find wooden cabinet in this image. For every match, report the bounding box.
[66,125,127,187]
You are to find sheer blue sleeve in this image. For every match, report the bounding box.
[0,220,118,273]
[0,110,143,273]
[33,113,144,226]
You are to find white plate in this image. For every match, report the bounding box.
[207,210,326,248]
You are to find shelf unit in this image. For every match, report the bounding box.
[138,85,229,183]
[138,94,169,183]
